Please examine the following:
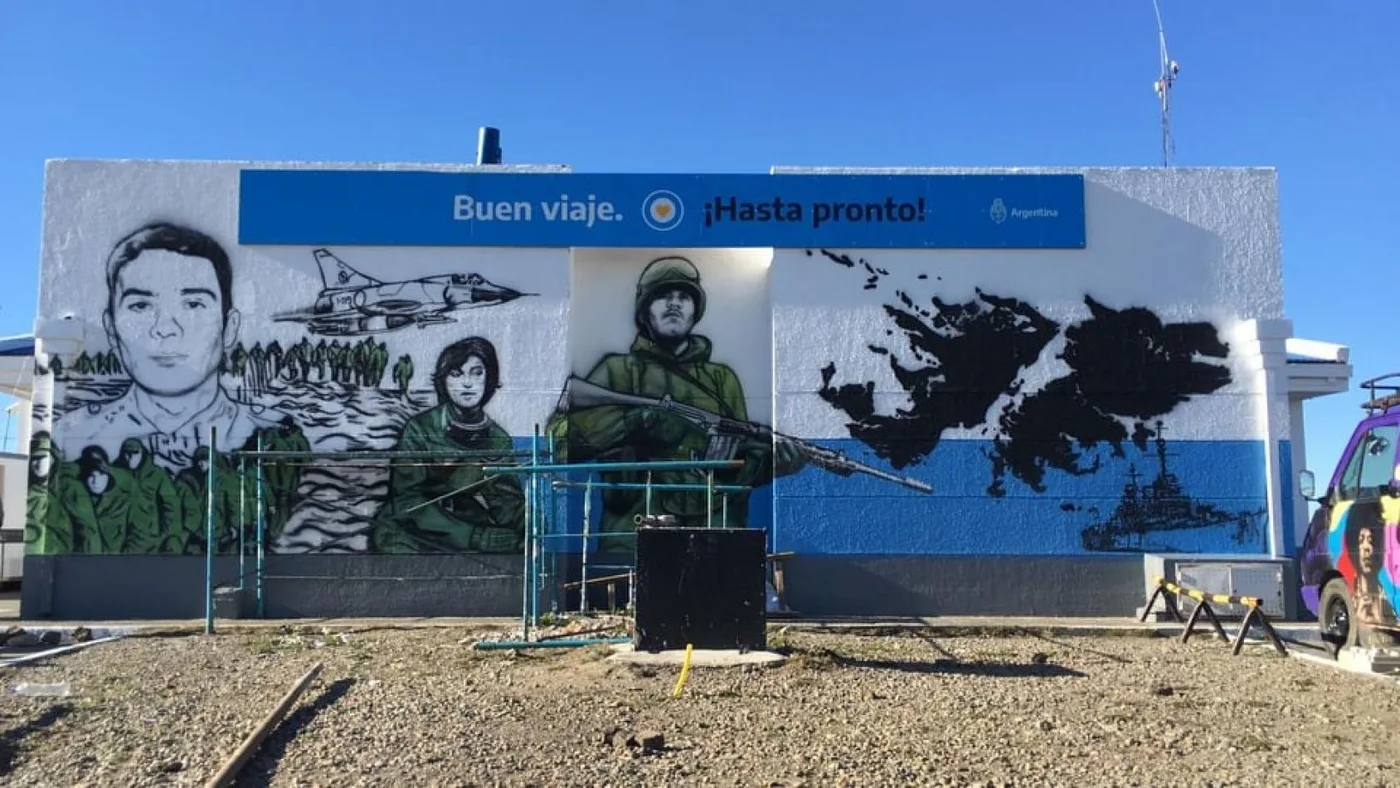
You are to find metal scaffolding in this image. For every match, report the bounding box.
[200,423,753,645]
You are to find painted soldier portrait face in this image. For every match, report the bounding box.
[647,288,697,341]
[445,355,489,410]
[85,468,110,495]
[30,452,50,480]
[105,248,240,397]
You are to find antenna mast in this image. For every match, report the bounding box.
[1152,0,1180,166]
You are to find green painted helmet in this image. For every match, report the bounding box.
[634,256,706,324]
[29,432,52,455]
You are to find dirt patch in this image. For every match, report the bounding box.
[0,626,1397,785]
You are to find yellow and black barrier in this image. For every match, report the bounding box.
[1139,576,1288,656]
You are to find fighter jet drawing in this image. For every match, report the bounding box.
[273,248,534,337]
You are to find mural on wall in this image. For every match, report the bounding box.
[372,337,526,553]
[547,254,932,552]
[28,223,311,555]
[546,256,794,552]
[809,249,1266,554]
[28,220,550,556]
[1064,423,1266,553]
[272,248,533,337]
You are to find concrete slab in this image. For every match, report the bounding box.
[606,643,787,668]
[0,591,19,620]
[1337,646,1400,675]
[1292,649,1400,682]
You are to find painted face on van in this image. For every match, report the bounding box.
[1358,527,1376,575]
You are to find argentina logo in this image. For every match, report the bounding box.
[641,190,684,232]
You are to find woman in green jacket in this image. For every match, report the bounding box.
[373,337,525,553]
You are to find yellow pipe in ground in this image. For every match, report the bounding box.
[671,644,694,698]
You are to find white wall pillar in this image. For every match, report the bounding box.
[1288,397,1310,547]
[12,400,32,455]
[1229,318,1293,559]
[30,316,87,454]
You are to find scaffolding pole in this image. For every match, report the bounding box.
[255,432,266,617]
[224,443,529,620]
[238,455,246,591]
[204,425,217,635]
[226,449,537,461]
[550,480,749,493]
[499,447,748,643]
[214,429,744,647]
[522,428,537,642]
[483,459,743,475]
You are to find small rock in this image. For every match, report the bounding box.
[72,626,93,643]
[602,725,622,747]
[624,730,666,753]
[1031,652,1049,664]
[158,761,183,774]
[39,631,62,647]
[1152,685,1175,697]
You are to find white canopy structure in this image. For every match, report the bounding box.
[0,335,34,400]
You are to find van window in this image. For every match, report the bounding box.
[1338,423,1399,501]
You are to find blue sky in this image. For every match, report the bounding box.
[0,0,1395,481]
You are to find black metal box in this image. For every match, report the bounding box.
[213,585,246,619]
[633,527,767,652]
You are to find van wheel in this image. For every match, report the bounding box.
[1318,578,1357,658]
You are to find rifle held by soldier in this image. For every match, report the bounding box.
[560,376,933,493]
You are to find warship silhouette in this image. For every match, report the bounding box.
[1078,422,1267,552]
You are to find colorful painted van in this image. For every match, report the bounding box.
[1298,374,1400,656]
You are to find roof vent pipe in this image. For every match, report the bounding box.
[476,127,502,165]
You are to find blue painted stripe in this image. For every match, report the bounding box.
[773,439,1270,556]
[505,436,1270,558]
[237,170,1086,249]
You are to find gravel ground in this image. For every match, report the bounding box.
[1,622,1398,786]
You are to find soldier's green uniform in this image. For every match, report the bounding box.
[116,438,183,554]
[373,404,525,553]
[25,434,77,555]
[549,257,806,551]
[58,451,136,554]
[175,445,262,554]
[251,418,310,545]
[164,422,299,555]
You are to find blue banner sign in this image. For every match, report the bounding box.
[238,170,1086,249]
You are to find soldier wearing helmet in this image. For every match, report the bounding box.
[550,256,806,551]
[25,431,77,555]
